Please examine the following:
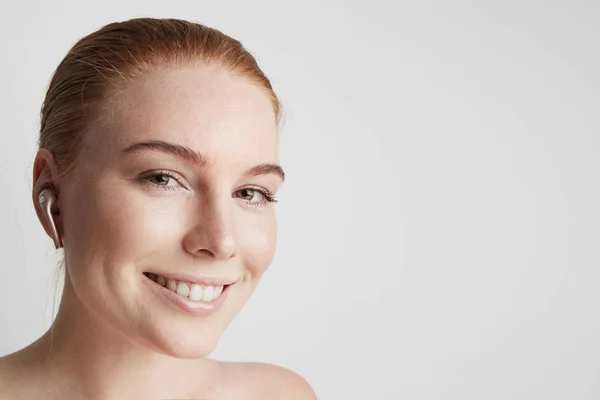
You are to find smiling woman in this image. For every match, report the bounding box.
[0,17,316,399]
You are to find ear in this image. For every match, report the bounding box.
[32,149,63,243]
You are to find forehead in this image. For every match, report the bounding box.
[86,64,278,165]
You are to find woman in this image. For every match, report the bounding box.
[0,17,316,399]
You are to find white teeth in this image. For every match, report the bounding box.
[202,286,215,302]
[176,282,190,297]
[189,284,204,301]
[150,273,226,302]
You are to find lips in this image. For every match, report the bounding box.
[142,272,233,315]
[143,272,228,302]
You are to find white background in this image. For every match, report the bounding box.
[1,1,599,399]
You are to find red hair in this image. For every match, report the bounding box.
[38,17,281,185]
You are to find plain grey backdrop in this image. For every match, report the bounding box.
[1,0,599,399]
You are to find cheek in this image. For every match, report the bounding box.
[239,211,277,277]
[62,178,179,282]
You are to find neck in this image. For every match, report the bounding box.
[28,274,218,399]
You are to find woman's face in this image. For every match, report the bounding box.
[57,64,282,358]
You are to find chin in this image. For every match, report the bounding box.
[149,333,222,359]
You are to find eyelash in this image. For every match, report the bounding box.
[139,170,278,208]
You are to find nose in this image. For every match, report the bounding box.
[182,193,237,261]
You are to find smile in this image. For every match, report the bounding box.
[144,272,228,302]
[142,272,235,315]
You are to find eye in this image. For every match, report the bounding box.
[139,170,184,191]
[236,187,278,208]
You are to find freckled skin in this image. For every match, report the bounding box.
[0,65,316,399]
[62,64,281,359]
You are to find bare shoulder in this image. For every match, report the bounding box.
[247,362,317,399]
[218,360,317,399]
[0,356,10,390]
[0,353,28,397]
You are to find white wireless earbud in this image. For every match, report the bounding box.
[38,188,63,249]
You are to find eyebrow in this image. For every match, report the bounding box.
[122,140,285,182]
